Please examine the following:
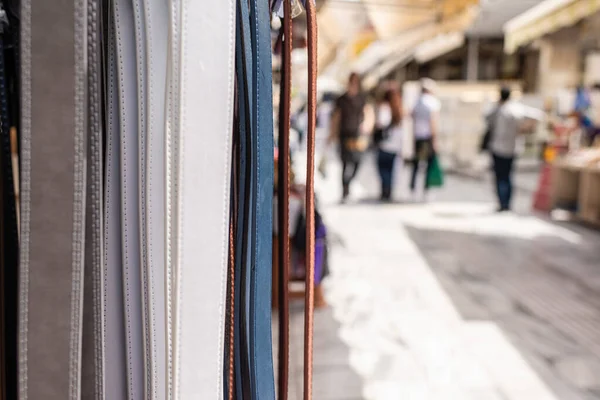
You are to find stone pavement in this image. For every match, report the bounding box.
[282,151,600,400]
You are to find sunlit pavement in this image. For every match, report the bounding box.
[286,151,600,400]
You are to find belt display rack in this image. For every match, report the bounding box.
[0,0,317,399]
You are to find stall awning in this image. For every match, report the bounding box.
[316,0,479,74]
[358,6,477,89]
[504,0,600,53]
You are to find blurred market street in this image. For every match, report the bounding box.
[282,151,600,400]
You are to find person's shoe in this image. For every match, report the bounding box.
[496,206,510,213]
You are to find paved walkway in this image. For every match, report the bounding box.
[285,152,600,400]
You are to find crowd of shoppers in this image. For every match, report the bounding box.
[324,73,572,211]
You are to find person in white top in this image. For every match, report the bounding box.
[489,86,544,211]
[375,88,403,201]
[410,78,441,197]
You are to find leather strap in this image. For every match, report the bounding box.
[166,0,182,397]
[142,0,169,399]
[0,5,18,398]
[113,0,145,397]
[82,0,106,398]
[233,2,252,396]
[18,0,87,398]
[277,1,292,398]
[248,0,276,397]
[173,0,235,397]
[130,1,152,396]
[303,1,318,398]
[103,9,128,399]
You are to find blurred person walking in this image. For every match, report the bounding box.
[410,78,440,201]
[374,87,403,201]
[327,72,374,202]
[489,86,543,212]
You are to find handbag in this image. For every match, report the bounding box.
[373,124,391,146]
[426,155,444,188]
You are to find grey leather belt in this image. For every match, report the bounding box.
[113,0,145,397]
[103,6,128,400]
[82,0,106,398]
[19,0,87,398]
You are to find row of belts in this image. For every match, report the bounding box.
[277,0,318,399]
[19,0,87,398]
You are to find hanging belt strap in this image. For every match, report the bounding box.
[173,0,235,397]
[81,0,105,398]
[303,1,317,399]
[233,0,252,396]
[277,1,292,398]
[0,5,18,399]
[248,0,276,398]
[141,0,168,399]
[103,8,128,399]
[18,0,87,398]
[113,0,145,397]
[165,0,182,396]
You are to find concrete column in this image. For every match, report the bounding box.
[466,36,479,81]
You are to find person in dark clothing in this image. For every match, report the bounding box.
[375,87,403,201]
[327,72,374,201]
[489,86,543,211]
[409,78,440,201]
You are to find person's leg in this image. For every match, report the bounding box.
[423,139,434,191]
[377,150,386,197]
[341,150,351,200]
[505,156,515,210]
[492,154,503,208]
[410,140,423,191]
[494,154,511,210]
[378,150,395,199]
[346,152,362,186]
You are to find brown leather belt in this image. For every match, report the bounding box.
[304,1,317,399]
[277,0,292,397]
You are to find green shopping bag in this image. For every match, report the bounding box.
[426,155,444,188]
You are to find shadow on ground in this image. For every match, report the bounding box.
[405,223,600,400]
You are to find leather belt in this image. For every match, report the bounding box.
[18,0,87,398]
[303,1,318,398]
[233,1,252,396]
[0,3,18,398]
[166,0,182,397]
[172,0,235,398]
[130,1,152,396]
[82,0,106,398]
[277,1,292,398]
[103,7,128,399]
[142,0,169,399]
[113,0,145,397]
[248,0,276,397]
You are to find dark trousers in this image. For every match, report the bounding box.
[492,153,515,210]
[410,138,434,191]
[341,145,362,191]
[377,149,396,199]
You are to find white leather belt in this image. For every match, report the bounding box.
[172,0,236,398]
[142,0,169,399]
